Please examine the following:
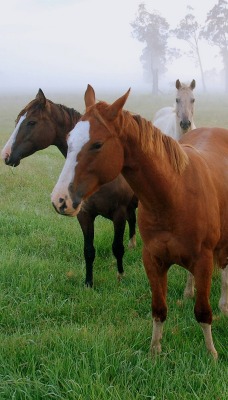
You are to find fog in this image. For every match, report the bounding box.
[0,0,222,94]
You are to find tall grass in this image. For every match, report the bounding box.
[0,90,227,399]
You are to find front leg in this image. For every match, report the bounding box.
[194,249,217,359]
[77,211,95,288]
[112,207,127,281]
[142,246,168,355]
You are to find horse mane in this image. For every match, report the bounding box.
[90,102,189,174]
[15,98,81,129]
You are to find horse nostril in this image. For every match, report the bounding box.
[59,197,65,204]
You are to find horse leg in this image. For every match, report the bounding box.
[112,208,126,281]
[219,264,228,315]
[142,246,168,355]
[184,272,195,298]
[193,250,217,359]
[127,204,137,249]
[77,212,95,288]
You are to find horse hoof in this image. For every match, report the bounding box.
[128,235,136,249]
[117,272,125,282]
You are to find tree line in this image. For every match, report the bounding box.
[131,0,228,93]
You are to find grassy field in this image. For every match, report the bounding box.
[0,89,227,399]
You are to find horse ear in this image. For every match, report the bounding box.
[84,84,96,110]
[106,89,131,121]
[36,88,46,108]
[176,79,181,89]
[190,79,196,90]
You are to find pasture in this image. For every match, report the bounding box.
[0,89,227,399]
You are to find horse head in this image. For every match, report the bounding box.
[51,84,128,216]
[175,79,196,134]
[1,89,72,166]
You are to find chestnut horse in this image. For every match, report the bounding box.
[153,79,196,140]
[1,89,138,287]
[154,79,197,299]
[52,85,228,358]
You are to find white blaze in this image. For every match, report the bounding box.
[1,115,26,160]
[51,121,90,206]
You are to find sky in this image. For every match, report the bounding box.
[0,0,222,94]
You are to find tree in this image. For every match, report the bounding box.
[171,6,207,92]
[201,0,228,92]
[131,3,177,94]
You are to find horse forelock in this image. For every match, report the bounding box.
[15,98,46,125]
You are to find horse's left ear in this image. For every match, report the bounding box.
[36,88,46,108]
[190,79,196,90]
[106,89,131,121]
[176,79,181,89]
[84,84,96,110]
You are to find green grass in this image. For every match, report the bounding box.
[0,91,227,399]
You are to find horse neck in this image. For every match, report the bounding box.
[120,117,187,211]
[52,103,82,157]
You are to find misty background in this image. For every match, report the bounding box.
[0,0,226,94]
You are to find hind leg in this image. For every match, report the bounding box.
[184,272,195,298]
[219,265,228,315]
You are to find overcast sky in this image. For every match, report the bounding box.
[0,0,222,94]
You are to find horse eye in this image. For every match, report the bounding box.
[191,99,195,103]
[176,98,180,103]
[90,142,103,151]
[27,120,36,126]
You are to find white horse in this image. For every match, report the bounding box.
[153,79,196,140]
[154,79,197,298]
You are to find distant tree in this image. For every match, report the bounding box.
[171,6,207,92]
[201,0,228,92]
[131,3,178,94]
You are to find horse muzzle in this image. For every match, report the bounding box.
[4,153,21,167]
[51,194,82,217]
[180,120,191,132]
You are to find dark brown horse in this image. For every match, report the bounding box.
[1,89,138,287]
[52,84,228,358]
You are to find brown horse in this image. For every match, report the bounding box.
[1,89,138,287]
[52,84,228,358]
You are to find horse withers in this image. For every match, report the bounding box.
[51,84,228,358]
[1,89,138,288]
